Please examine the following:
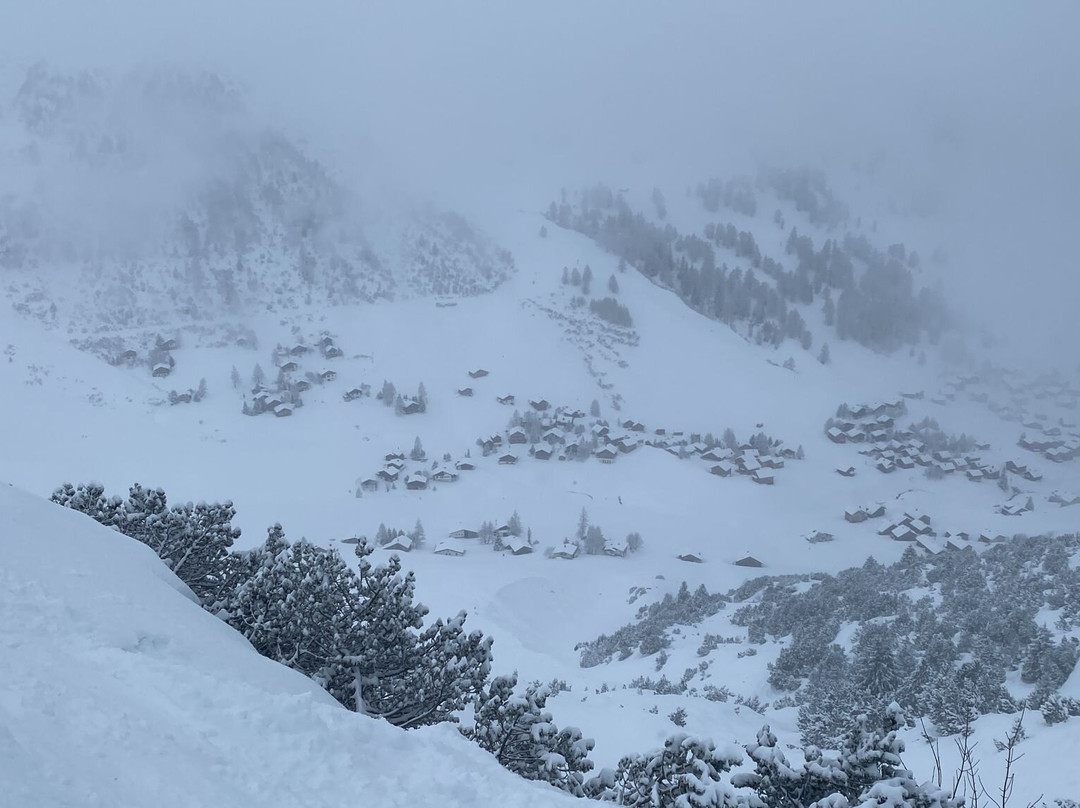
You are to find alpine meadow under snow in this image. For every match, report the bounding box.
[2,4,1080,807]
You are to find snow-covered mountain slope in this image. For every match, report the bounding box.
[0,482,570,808]
[0,64,513,330]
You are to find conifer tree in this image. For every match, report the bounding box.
[606,733,740,807]
[584,525,606,556]
[380,380,396,406]
[464,673,595,796]
[576,507,589,542]
[409,518,426,550]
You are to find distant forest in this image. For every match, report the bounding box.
[546,171,948,354]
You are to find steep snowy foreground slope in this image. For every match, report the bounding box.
[0,482,570,808]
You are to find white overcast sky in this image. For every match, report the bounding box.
[3,1,1078,355]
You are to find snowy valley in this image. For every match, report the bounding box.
[1,48,1080,808]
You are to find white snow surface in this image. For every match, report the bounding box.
[0,482,571,808]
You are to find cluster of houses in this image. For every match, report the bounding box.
[381,523,536,557]
[699,446,788,485]
[473,403,798,483]
[824,399,908,444]
[844,502,1020,553]
[826,398,1050,484]
[864,443,1035,482]
[357,451,475,494]
[943,370,1080,418]
[244,334,346,417]
[247,386,303,417]
[875,511,935,543]
[1018,430,1080,464]
[932,371,1080,465]
[475,405,596,464]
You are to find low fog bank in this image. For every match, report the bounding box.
[3,1,1078,363]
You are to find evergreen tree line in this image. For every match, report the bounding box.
[577,535,1080,750]
[51,482,491,728]
[741,540,1080,746]
[759,167,850,230]
[547,183,948,354]
[466,680,966,807]
[577,581,729,667]
[695,177,759,218]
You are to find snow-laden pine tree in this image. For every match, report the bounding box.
[584,524,606,556]
[225,531,491,727]
[464,674,595,796]
[341,540,491,726]
[224,525,350,681]
[152,499,241,606]
[52,482,239,608]
[839,705,960,808]
[602,733,741,807]
[733,724,846,808]
[408,518,426,550]
[379,379,395,406]
[51,482,123,526]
